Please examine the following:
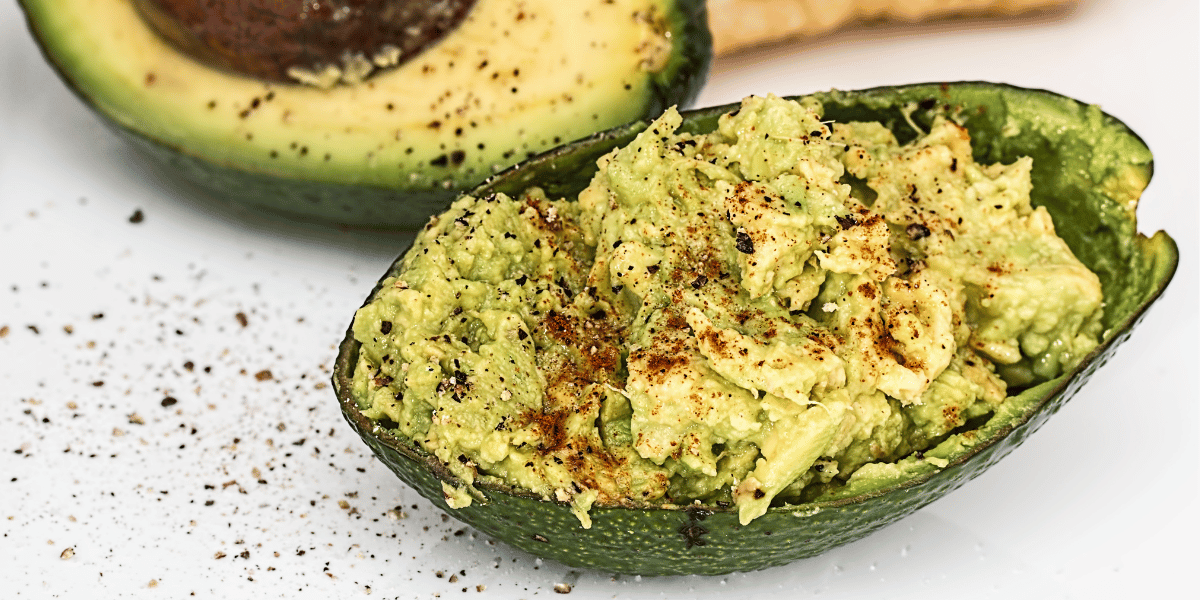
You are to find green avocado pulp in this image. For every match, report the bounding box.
[348,94,1108,527]
[335,83,1176,575]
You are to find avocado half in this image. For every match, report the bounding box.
[18,0,710,228]
[332,82,1178,575]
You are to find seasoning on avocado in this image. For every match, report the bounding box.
[349,94,1104,526]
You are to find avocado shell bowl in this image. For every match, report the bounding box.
[17,0,710,229]
[332,82,1178,576]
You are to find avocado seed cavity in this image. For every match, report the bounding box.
[132,0,478,87]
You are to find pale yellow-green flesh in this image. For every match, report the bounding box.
[32,0,673,189]
[350,95,1104,526]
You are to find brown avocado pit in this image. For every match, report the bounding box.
[132,0,477,85]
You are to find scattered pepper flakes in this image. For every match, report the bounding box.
[235,312,249,327]
[161,396,178,407]
[0,325,8,338]
[214,551,226,559]
[148,580,158,588]
[554,583,572,594]
[129,209,144,223]
[128,413,145,425]
[60,547,75,560]
[254,370,273,381]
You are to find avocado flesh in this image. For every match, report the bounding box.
[332,82,1177,575]
[19,0,710,228]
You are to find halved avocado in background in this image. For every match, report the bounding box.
[18,0,710,228]
[332,82,1177,576]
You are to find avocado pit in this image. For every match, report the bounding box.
[132,0,478,86]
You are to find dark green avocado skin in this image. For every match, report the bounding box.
[333,82,1178,575]
[19,0,712,230]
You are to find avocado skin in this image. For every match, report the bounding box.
[19,0,712,229]
[333,82,1177,575]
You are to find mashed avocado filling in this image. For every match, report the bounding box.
[350,95,1103,526]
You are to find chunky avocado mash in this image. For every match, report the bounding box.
[349,94,1102,526]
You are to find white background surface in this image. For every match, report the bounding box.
[2,0,1196,598]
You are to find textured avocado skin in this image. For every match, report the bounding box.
[333,83,1178,575]
[18,0,712,230]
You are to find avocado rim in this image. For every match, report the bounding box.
[332,82,1178,575]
